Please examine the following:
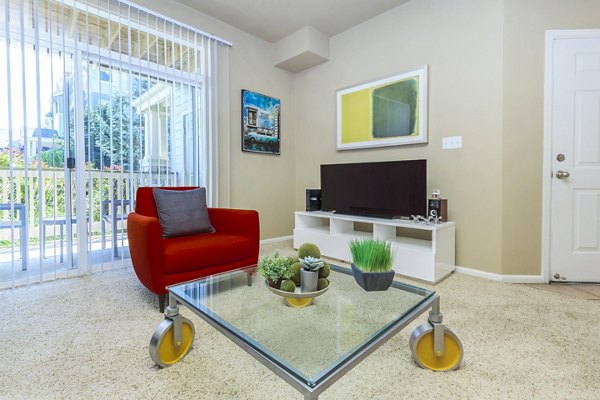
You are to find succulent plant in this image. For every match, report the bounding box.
[290,262,302,286]
[299,256,324,272]
[317,278,329,291]
[319,262,331,278]
[298,242,321,259]
[280,279,296,293]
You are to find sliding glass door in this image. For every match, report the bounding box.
[0,0,216,287]
[0,32,83,286]
[80,59,201,271]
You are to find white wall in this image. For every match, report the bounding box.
[293,0,505,273]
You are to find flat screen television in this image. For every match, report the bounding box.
[320,160,426,218]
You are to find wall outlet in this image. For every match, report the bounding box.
[442,136,462,149]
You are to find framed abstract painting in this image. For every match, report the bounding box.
[336,66,428,150]
[241,89,281,155]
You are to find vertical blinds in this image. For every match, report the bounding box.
[0,0,230,288]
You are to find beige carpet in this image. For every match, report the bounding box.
[1,248,599,399]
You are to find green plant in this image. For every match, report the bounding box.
[290,262,302,286]
[298,242,321,259]
[319,262,331,278]
[299,256,324,272]
[280,280,296,293]
[257,251,292,282]
[0,150,24,168]
[317,278,329,291]
[349,239,393,272]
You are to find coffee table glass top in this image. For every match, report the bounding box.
[168,264,434,387]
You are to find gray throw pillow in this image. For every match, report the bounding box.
[152,188,215,238]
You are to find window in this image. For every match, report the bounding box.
[0,0,229,287]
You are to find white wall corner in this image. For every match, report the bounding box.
[273,26,330,73]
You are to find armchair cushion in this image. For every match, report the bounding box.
[152,187,214,238]
[163,232,253,274]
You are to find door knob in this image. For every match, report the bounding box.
[556,170,570,179]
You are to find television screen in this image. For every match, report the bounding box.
[320,160,426,218]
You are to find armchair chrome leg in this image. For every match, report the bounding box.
[247,273,253,287]
[158,294,166,313]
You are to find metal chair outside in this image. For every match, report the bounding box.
[101,199,133,257]
[0,203,28,271]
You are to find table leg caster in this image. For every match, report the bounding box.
[149,315,195,368]
[409,322,463,371]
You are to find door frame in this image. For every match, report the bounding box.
[73,48,89,273]
[541,29,600,282]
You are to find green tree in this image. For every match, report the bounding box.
[41,74,150,171]
[86,95,144,171]
[41,147,65,168]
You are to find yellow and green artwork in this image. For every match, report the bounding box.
[336,66,428,150]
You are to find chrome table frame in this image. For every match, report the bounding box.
[164,266,443,400]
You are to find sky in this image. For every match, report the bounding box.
[0,42,65,145]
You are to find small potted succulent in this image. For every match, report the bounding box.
[299,256,324,292]
[257,251,293,288]
[349,238,395,291]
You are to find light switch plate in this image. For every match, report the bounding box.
[442,136,462,149]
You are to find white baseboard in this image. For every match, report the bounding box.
[260,235,293,245]
[454,266,546,283]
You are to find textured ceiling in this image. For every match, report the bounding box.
[175,0,411,42]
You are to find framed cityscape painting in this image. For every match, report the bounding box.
[241,89,281,155]
[336,66,428,150]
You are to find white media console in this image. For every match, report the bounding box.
[293,211,455,284]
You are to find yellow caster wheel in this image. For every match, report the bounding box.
[149,317,195,368]
[284,297,314,308]
[409,323,463,371]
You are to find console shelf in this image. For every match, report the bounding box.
[293,211,455,284]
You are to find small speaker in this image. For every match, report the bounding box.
[306,189,322,211]
[428,198,448,221]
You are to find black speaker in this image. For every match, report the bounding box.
[306,189,322,211]
[428,198,448,221]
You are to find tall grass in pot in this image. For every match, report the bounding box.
[349,239,395,291]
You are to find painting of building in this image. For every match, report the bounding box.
[241,90,281,155]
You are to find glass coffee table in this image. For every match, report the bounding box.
[149,264,463,399]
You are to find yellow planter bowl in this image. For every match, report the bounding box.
[265,280,330,308]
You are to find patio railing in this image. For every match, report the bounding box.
[0,168,177,241]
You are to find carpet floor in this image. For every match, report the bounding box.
[1,260,599,399]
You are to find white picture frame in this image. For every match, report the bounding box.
[336,65,428,150]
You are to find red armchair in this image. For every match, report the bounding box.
[127,187,260,311]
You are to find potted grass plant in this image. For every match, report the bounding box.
[349,238,395,291]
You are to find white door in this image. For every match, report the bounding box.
[548,30,600,282]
